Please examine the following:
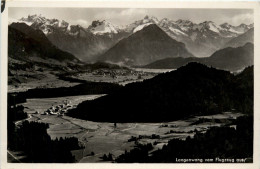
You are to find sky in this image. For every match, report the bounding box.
[9,8,254,27]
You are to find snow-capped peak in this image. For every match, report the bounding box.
[19,14,70,29]
[88,20,119,35]
[175,19,193,26]
[123,15,159,33]
[12,14,254,40]
[157,18,187,37]
[198,21,223,33]
[16,14,81,35]
[220,23,232,29]
[159,18,176,26]
[133,23,153,33]
[20,14,47,24]
[219,22,252,35]
[208,22,222,33]
[174,19,194,32]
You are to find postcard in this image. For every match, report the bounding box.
[1,1,260,169]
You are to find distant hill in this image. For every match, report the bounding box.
[99,24,194,66]
[143,43,253,72]
[224,28,254,48]
[9,23,80,63]
[203,42,253,71]
[68,62,253,122]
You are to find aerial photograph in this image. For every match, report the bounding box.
[7,7,253,163]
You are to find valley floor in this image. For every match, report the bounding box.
[8,71,80,92]
[16,94,243,163]
[8,68,159,92]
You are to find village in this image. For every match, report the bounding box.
[10,93,245,163]
[71,68,159,84]
[36,100,75,116]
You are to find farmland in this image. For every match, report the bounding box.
[19,95,243,162]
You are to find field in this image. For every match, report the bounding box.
[8,70,80,92]
[19,95,243,162]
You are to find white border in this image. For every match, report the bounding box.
[1,1,260,169]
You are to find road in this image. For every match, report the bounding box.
[15,114,32,125]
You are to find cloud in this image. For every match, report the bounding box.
[230,13,254,25]
[94,8,147,25]
[8,17,18,24]
[120,8,147,17]
[70,19,89,27]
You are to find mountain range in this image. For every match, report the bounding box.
[11,14,254,63]
[157,18,253,58]
[144,42,253,72]
[15,15,130,62]
[224,28,254,48]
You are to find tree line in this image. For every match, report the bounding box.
[8,104,83,163]
[115,115,253,163]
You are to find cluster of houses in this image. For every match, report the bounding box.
[91,69,150,78]
[37,100,73,116]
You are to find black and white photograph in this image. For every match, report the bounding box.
[1,1,259,167]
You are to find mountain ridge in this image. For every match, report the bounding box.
[99,24,194,66]
[9,22,80,64]
[11,14,254,61]
[224,28,254,48]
